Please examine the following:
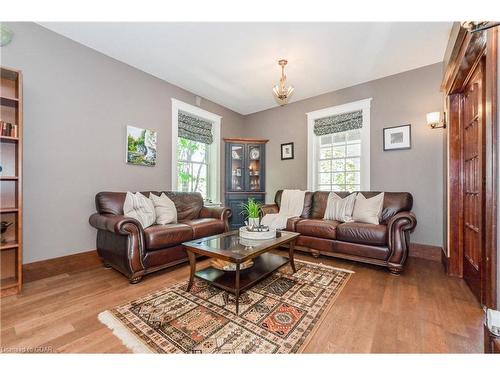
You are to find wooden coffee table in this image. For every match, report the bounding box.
[182,230,299,314]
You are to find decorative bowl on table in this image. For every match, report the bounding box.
[239,225,276,240]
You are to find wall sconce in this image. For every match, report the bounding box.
[426,112,446,129]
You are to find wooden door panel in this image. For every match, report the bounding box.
[462,59,485,302]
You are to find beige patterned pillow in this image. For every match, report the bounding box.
[150,193,177,225]
[352,192,385,225]
[323,192,357,222]
[123,192,156,228]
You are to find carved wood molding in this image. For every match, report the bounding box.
[441,27,487,94]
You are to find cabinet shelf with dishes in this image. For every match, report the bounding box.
[224,138,268,229]
[0,66,23,297]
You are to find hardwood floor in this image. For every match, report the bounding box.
[0,251,484,353]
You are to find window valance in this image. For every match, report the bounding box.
[178,111,213,144]
[313,110,362,136]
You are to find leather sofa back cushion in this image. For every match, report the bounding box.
[274,190,313,218]
[310,191,412,224]
[95,191,204,220]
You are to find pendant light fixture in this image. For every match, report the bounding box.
[272,59,294,106]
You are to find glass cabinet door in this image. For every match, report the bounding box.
[229,144,244,191]
[246,144,263,191]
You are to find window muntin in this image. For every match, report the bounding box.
[316,129,361,192]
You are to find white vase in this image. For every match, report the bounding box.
[248,217,260,227]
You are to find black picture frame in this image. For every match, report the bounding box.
[383,124,412,151]
[281,142,294,160]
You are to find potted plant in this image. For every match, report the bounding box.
[240,198,261,227]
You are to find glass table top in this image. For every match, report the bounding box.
[183,230,299,261]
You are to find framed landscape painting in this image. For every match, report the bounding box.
[126,126,157,166]
[383,124,411,151]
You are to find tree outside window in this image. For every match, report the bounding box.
[177,138,210,199]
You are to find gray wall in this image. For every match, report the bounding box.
[242,63,444,247]
[1,22,245,263]
[1,22,445,263]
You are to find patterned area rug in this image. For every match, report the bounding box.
[98,259,352,353]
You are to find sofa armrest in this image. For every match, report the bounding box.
[89,213,146,279]
[261,204,279,215]
[386,211,417,270]
[89,213,144,236]
[199,206,232,231]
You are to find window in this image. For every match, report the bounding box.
[171,99,221,203]
[317,129,361,192]
[307,98,371,192]
[177,138,210,198]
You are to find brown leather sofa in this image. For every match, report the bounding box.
[89,191,231,283]
[261,190,417,274]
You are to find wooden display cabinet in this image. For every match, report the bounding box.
[1,66,23,297]
[224,138,268,229]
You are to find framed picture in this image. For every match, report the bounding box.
[126,126,157,166]
[281,142,294,160]
[383,124,411,151]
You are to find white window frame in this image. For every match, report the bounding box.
[171,98,221,203]
[306,98,372,191]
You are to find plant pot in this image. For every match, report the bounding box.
[248,217,260,227]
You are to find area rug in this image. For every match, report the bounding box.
[98,259,353,353]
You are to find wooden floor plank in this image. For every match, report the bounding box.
[0,251,484,353]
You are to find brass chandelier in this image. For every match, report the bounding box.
[272,59,294,106]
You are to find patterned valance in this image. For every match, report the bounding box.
[178,111,213,144]
[313,110,363,136]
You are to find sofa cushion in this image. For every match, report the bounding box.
[181,218,226,239]
[295,219,341,240]
[161,191,204,221]
[352,192,384,225]
[123,192,156,228]
[150,192,177,224]
[336,222,387,246]
[323,192,357,222]
[144,223,193,250]
[286,217,304,232]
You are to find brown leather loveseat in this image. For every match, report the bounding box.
[89,191,231,283]
[261,190,417,274]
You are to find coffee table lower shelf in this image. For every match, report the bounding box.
[195,253,289,295]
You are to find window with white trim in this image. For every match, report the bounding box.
[171,99,221,203]
[307,98,371,192]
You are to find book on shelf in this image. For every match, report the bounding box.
[0,121,18,137]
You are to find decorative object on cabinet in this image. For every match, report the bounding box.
[281,142,294,160]
[126,126,157,166]
[224,138,268,229]
[383,124,411,151]
[0,66,23,297]
[1,221,13,243]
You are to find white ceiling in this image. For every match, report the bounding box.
[39,22,452,115]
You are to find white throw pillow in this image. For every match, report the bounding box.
[150,193,177,225]
[352,192,385,225]
[323,192,357,222]
[123,192,156,228]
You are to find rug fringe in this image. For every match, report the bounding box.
[98,310,152,353]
